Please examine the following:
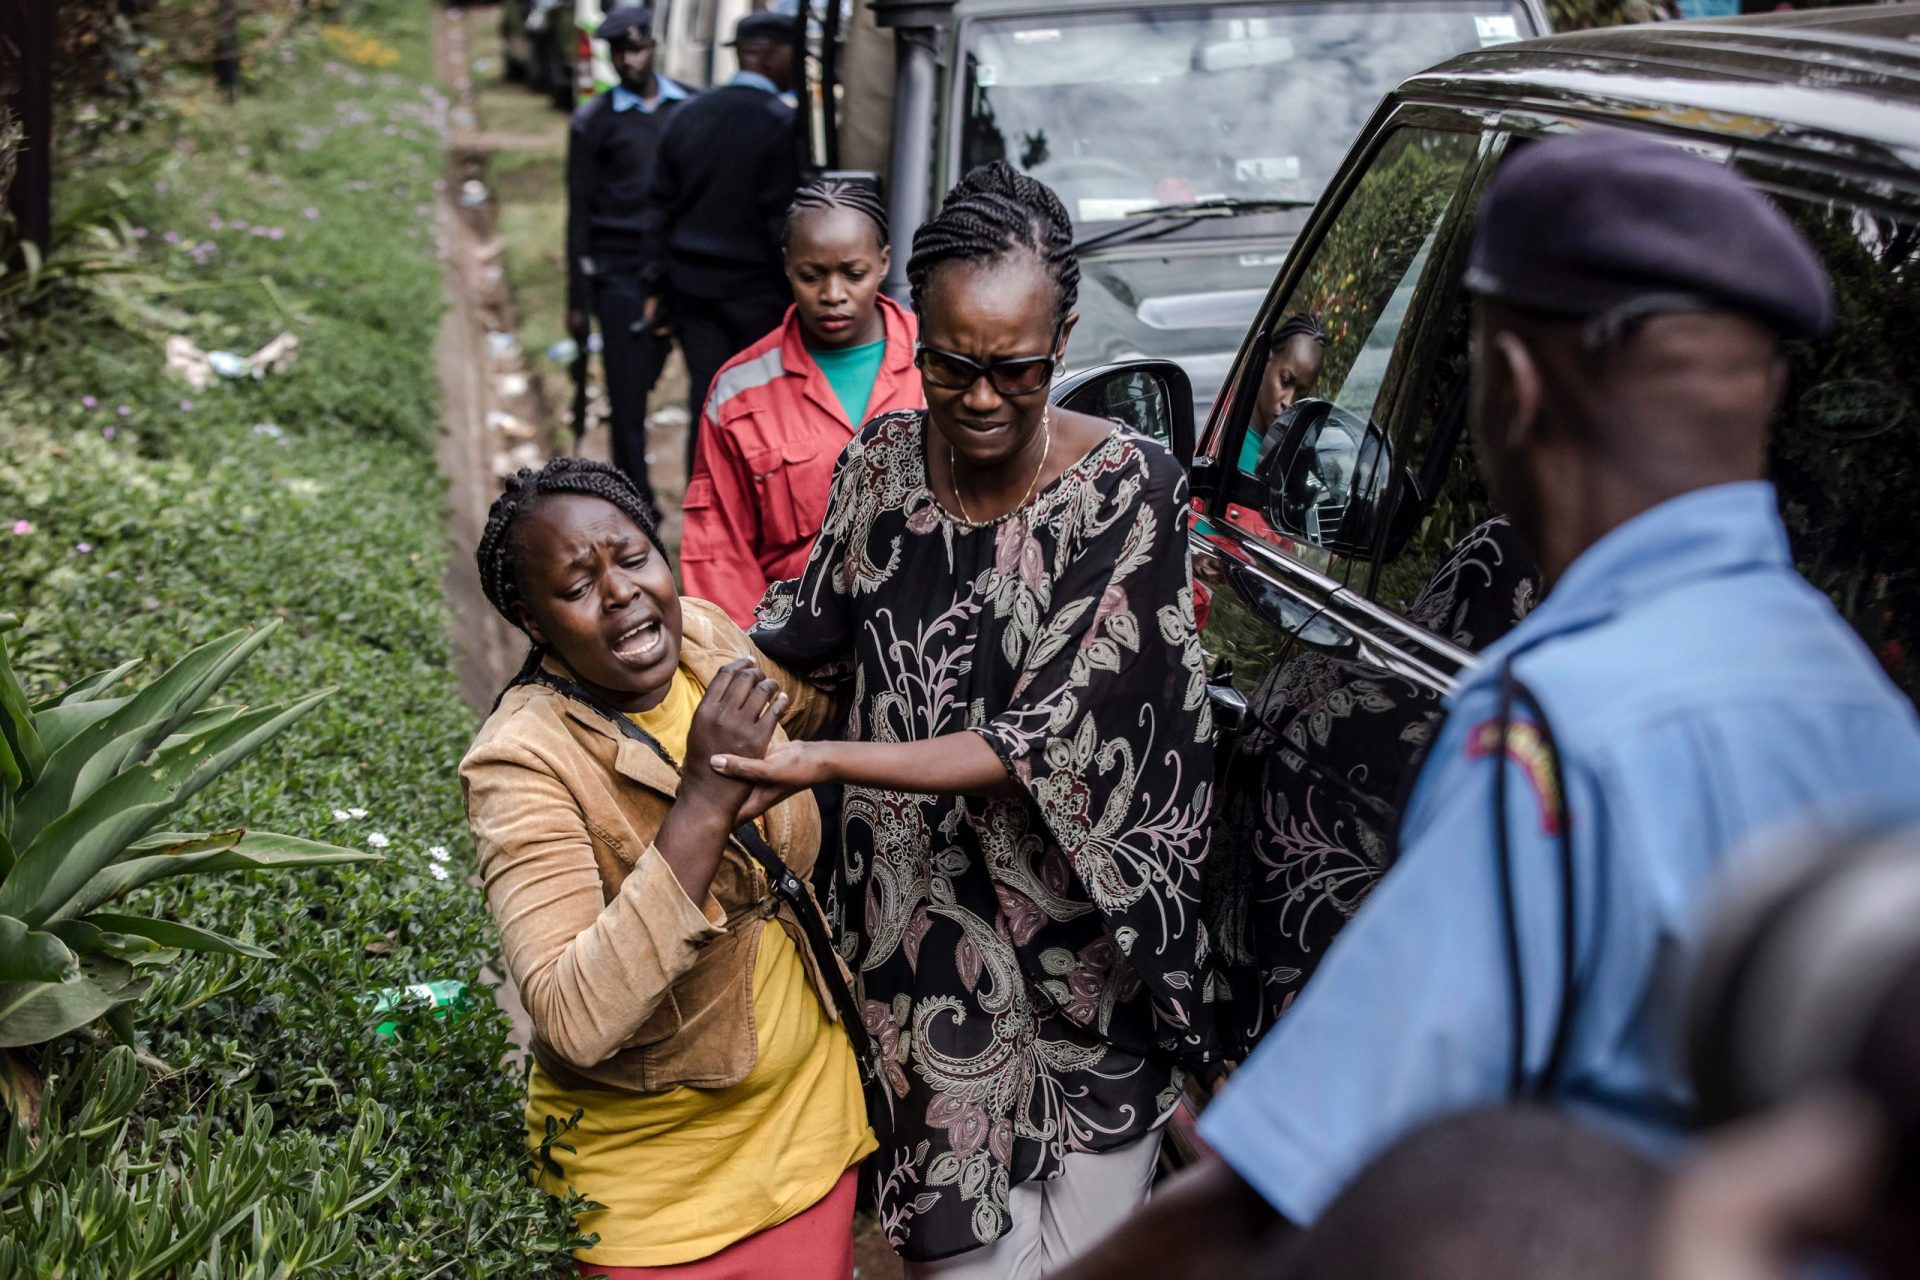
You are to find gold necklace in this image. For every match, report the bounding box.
[951,406,1051,525]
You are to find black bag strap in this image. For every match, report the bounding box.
[1494,658,1581,1099]
[513,665,881,1086]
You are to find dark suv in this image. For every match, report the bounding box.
[1054,3,1920,1058]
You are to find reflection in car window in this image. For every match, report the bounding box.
[1745,173,1920,703]
[957,4,1524,229]
[1236,128,1477,481]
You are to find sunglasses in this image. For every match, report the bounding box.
[914,325,1064,397]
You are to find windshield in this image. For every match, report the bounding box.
[957,1,1528,229]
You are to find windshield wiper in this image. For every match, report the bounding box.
[1073,196,1317,254]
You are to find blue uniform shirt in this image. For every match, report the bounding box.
[1200,482,1920,1226]
[609,76,688,114]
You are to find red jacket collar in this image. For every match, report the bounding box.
[778,295,919,431]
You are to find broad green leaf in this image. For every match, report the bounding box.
[46,918,165,958]
[3,690,331,925]
[58,829,375,922]
[0,955,142,1048]
[0,727,17,795]
[157,703,250,751]
[30,696,129,759]
[10,623,280,852]
[115,828,248,864]
[0,629,43,789]
[85,913,274,960]
[30,660,140,712]
[0,915,78,982]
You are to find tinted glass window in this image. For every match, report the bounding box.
[1213,126,1480,581]
[1743,170,1920,703]
[1366,299,1541,653]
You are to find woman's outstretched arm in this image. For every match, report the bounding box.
[711,730,1019,799]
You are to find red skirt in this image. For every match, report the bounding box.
[576,1168,857,1280]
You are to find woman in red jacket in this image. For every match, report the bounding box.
[681,179,924,625]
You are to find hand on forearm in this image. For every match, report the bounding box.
[712,731,1018,799]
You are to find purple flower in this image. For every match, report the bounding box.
[117,405,131,417]
[179,400,194,412]
[303,207,321,221]
[163,230,182,245]
[209,216,224,231]
[11,520,31,536]
[102,426,117,440]
[75,543,92,555]
[267,227,285,241]
[232,219,249,231]
[81,395,97,408]
[131,227,149,239]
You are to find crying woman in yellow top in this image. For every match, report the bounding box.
[459,458,872,1278]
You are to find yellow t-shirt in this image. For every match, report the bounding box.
[525,665,875,1267]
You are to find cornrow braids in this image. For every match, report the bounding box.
[784,176,889,249]
[906,161,1080,325]
[1271,311,1328,348]
[474,456,665,643]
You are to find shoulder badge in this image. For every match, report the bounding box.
[1466,718,1564,835]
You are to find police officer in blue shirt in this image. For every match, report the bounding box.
[1056,131,1920,1278]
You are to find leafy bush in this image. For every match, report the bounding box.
[0,2,587,1273]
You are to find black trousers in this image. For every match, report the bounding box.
[591,259,672,502]
[674,287,791,469]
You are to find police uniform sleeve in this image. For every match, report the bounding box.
[1197,708,1594,1226]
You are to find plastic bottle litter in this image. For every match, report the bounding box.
[362,979,471,1038]
[458,179,489,210]
[546,337,579,364]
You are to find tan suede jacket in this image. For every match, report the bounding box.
[460,598,842,1094]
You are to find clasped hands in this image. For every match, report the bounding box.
[680,658,831,827]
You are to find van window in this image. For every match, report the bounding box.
[1215,126,1479,578]
[1741,168,1920,703]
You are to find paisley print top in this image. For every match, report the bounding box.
[752,410,1217,1262]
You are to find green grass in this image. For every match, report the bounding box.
[0,4,587,1274]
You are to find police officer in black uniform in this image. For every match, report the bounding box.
[566,5,690,506]
[641,10,803,467]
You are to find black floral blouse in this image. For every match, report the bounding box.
[752,410,1217,1262]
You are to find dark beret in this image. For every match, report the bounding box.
[1465,131,1833,341]
[594,6,655,43]
[726,10,799,45]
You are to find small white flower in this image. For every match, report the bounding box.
[366,832,391,849]
[332,808,351,822]
[428,863,451,881]
[348,807,368,820]
[427,845,451,863]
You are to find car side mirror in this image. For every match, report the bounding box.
[1051,359,1196,471]
[1254,398,1395,558]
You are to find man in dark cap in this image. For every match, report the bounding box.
[641,10,803,468]
[1050,130,1920,1278]
[565,4,690,505]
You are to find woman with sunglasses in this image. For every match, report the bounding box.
[682,178,924,626]
[712,162,1218,1278]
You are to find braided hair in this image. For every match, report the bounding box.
[475,456,664,663]
[906,161,1079,325]
[784,176,888,250]
[1270,311,1328,349]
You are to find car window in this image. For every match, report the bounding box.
[1739,163,1920,704]
[1214,125,1482,579]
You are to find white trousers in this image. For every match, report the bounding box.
[902,1128,1164,1280]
